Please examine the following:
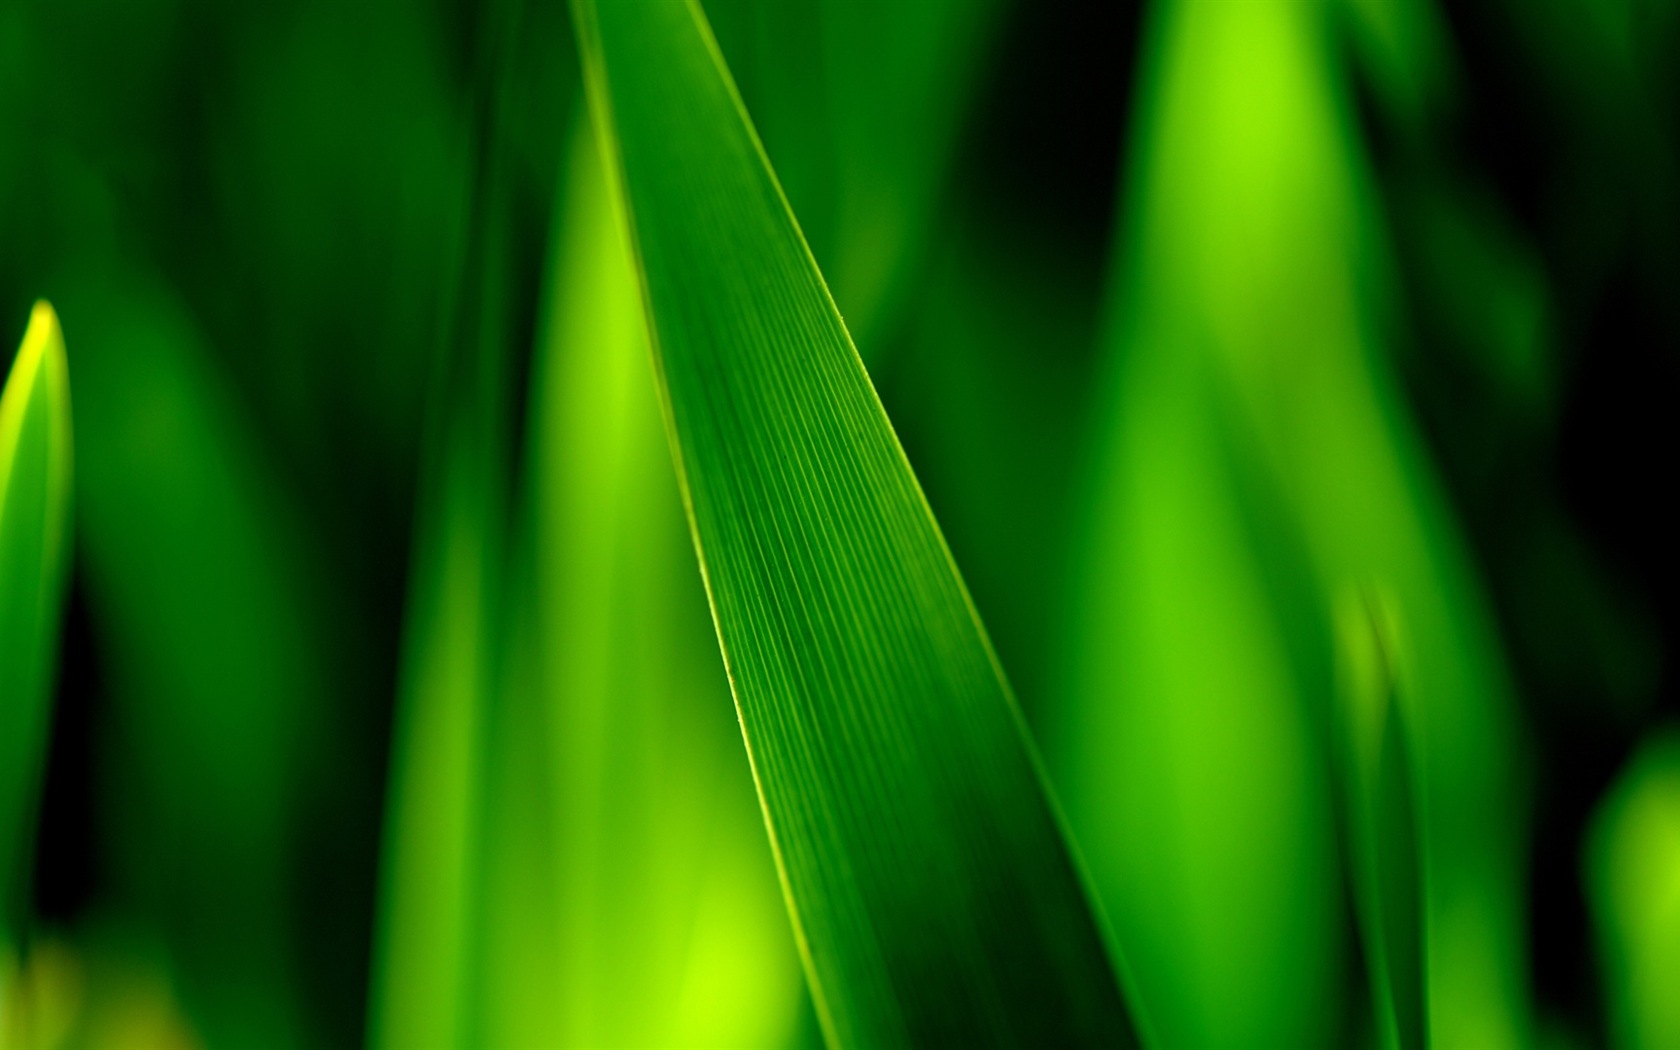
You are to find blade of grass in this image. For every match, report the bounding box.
[472,109,809,1048]
[367,433,499,1050]
[366,1,535,1045]
[1334,590,1427,1050]
[1585,730,1680,1050]
[572,2,1138,1045]
[1055,289,1343,1048]
[0,302,73,949]
[366,24,518,1050]
[1060,1,1529,1045]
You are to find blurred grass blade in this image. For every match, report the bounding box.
[1334,591,1427,1050]
[367,2,531,1045]
[472,110,808,1048]
[573,1,1136,1045]
[0,303,72,946]
[368,436,499,1050]
[1054,284,1342,1048]
[1586,730,1680,1050]
[1059,1,1529,1045]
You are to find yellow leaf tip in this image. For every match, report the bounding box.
[11,300,65,388]
[29,299,60,333]
[2,298,72,502]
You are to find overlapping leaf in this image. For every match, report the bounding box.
[573,2,1136,1045]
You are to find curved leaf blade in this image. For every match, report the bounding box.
[1334,591,1427,1050]
[1056,1,1528,1044]
[1586,731,1680,1050]
[572,2,1137,1046]
[0,302,73,946]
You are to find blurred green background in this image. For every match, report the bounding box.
[1,0,1677,1046]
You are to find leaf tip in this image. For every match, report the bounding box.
[5,301,67,420]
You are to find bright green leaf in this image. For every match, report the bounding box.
[572,1,1137,1045]
[365,6,534,1044]
[1586,730,1680,1050]
[1057,2,1529,1045]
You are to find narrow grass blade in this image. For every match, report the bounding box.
[573,2,1137,1045]
[0,303,73,946]
[1586,730,1680,1050]
[1334,591,1427,1050]
[367,439,499,1050]
[367,3,535,1045]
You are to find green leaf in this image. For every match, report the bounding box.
[472,110,808,1048]
[366,24,522,1048]
[0,302,73,948]
[367,431,499,1050]
[572,2,1137,1045]
[1054,285,1343,1048]
[363,183,530,1046]
[1334,591,1427,1050]
[1057,2,1529,1045]
[1586,730,1680,1050]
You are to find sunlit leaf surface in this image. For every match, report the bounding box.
[573,1,1137,1045]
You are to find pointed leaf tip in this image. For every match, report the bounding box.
[1,299,74,947]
